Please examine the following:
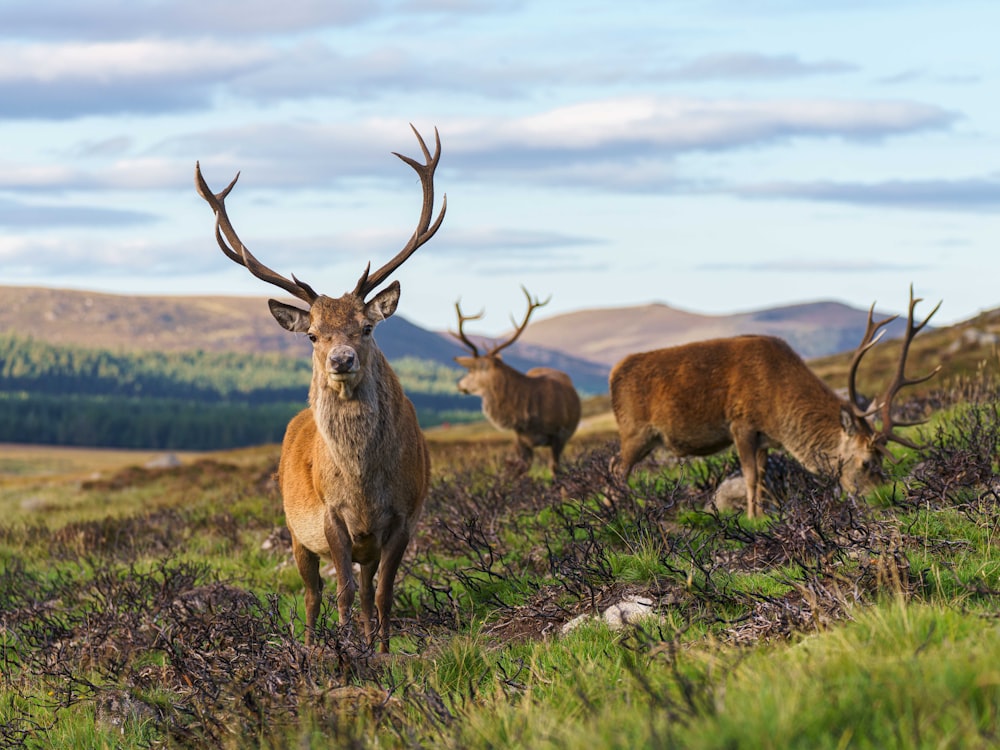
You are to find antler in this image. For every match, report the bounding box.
[846,303,898,417]
[194,162,318,305]
[873,285,942,451]
[451,300,485,356]
[487,286,551,357]
[353,124,447,300]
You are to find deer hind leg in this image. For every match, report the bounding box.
[549,434,568,473]
[733,427,766,518]
[291,534,322,645]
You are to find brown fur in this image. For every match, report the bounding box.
[610,335,880,518]
[270,289,430,651]
[194,125,444,651]
[456,355,581,472]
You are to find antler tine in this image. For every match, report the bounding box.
[876,285,942,449]
[488,286,551,357]
[450,299,485,356]
[846,302,898,417]
[354,125,447,299]
[195,162,317,305]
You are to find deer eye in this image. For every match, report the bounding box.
[362,323,374,337]
[307,332,317,343]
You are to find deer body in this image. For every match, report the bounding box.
[276,294,430,649]
[456,357,581,471]
[453,288,581,472]
[611,290,938,518]
[611,336,870,516]
[196,126,446,650]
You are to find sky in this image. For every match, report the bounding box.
[0,0,997,335]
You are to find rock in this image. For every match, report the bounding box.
[561,595,660,634]
[707,475,747,513]
[144,453,181,469]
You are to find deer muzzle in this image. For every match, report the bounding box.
[327,346,360,379]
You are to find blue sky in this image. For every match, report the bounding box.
[0,0,997,334]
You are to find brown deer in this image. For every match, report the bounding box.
[194,125,446,650]
[610,288,940,518]
[452,287,582,472]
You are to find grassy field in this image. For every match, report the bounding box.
[2,373,1000,748]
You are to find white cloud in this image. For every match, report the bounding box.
[0,39,271,83]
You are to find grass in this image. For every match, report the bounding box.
[2,379,1000,748]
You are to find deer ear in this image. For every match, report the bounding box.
[840,405,861,436]
[366,281,400,322]
[268,299,311,333]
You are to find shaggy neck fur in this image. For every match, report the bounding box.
[309,351,393,481]
[777,391,864,478]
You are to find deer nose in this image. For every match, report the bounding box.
[327,346,358,374]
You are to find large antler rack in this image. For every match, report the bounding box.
[873,286,942,451]
[450,286,551,359]
[846,305,898,416]
[452,301,485,356]
[195,123,445,306]
[488,286,551,357]
[194,163,318,305]
[846,286,941,454]
[353,125,447,301]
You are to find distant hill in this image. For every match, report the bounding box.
[9,287,993,398]
[0,286,611,394]
[515,300,916,367]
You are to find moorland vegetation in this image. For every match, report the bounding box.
[1,356,999,748]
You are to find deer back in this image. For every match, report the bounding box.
[610,335,868,466]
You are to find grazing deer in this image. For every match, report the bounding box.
[194,125,446,650]
[452,287,582,472]
[610,288,940,517]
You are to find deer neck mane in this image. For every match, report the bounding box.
[309,351,395,475]
[776,392,852,475]
[479,360,532,431]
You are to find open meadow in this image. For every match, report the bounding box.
[2,368,1000,749]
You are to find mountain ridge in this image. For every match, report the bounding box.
[0,285,952,395]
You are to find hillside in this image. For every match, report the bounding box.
[517,300,915,366]
[0,286,610,394]
[4,286,997,398]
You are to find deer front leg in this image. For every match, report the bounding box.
[373,530,411,653]
[323,512,358,635]
[291,533,322,646]
[616,425,658,482]
[359,560,378,646]
[512,434,534,474]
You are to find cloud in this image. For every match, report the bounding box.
[0,2,375,40]
[735,177,1000,212]
[0,234,222,276]
[696,258,933,273]
[661,53,857,81]
[0,93,959,198]
[0,198,157,228]
[184,96,957,187]
[0,39,273,118]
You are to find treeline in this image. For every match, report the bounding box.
[0,334,480,450]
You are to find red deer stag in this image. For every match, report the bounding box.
[452,287,581,472]
[610,287,940,518]
[194,125,446,650]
